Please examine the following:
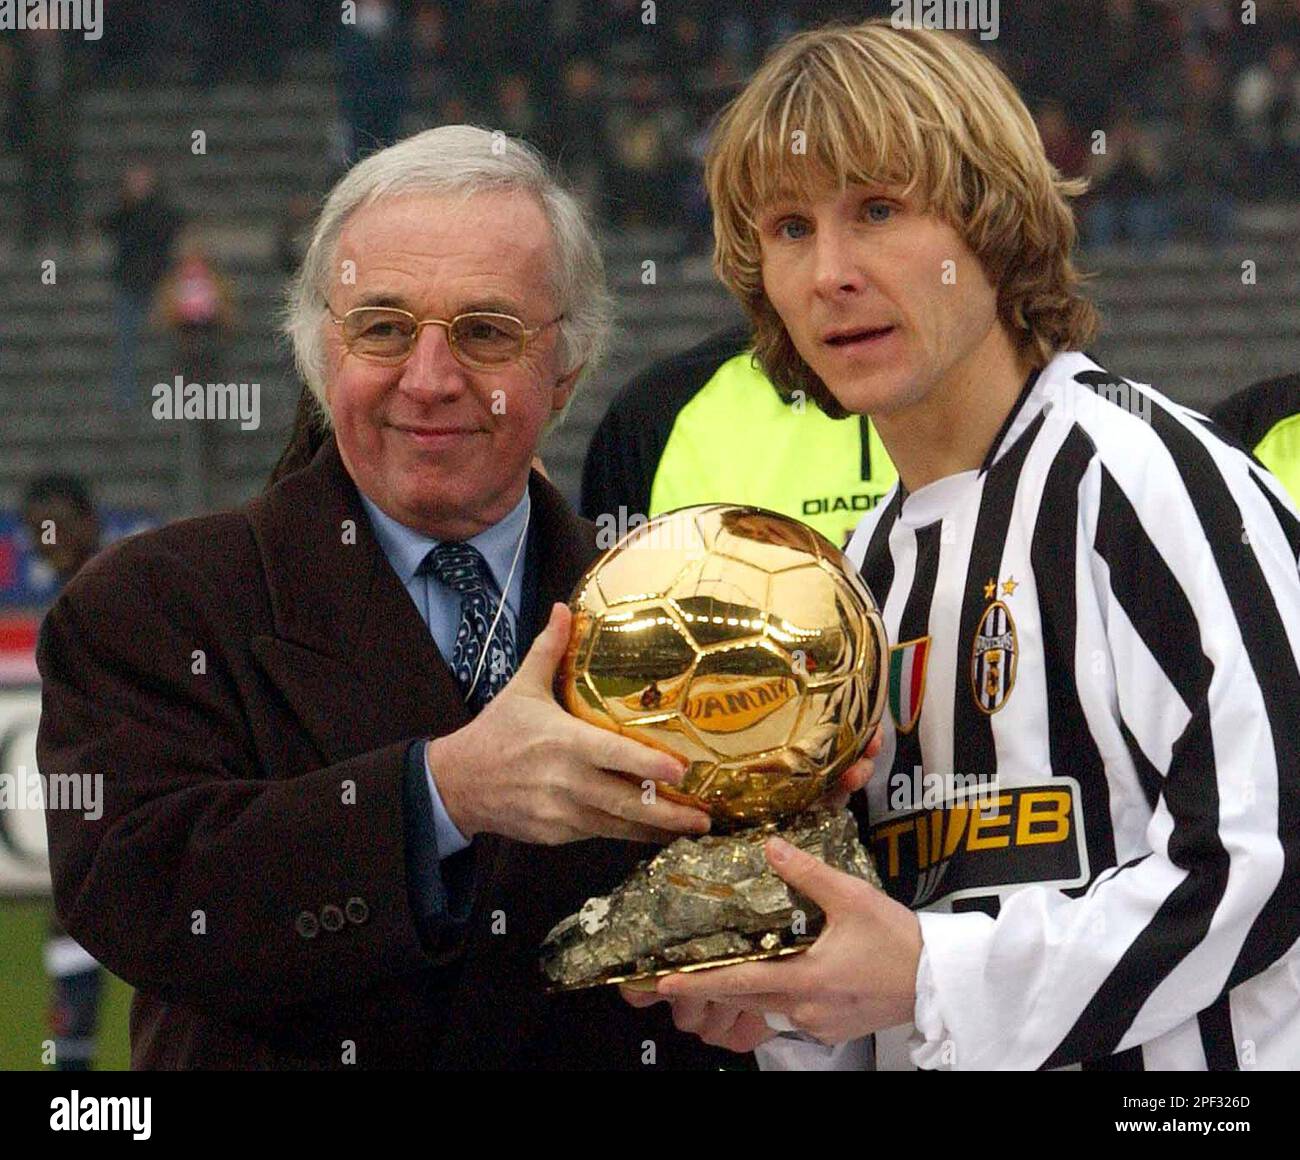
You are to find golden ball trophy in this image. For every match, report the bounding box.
[541,505,888,989]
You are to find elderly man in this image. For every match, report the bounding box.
[36,126,767,1070]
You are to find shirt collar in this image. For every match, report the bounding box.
[359,488,531,595]
[894,364,1049,519]
[978,366,1043,475]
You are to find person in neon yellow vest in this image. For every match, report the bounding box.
[581,325,897,547]
[1211,373,1300,507]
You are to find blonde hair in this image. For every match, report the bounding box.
[706,20,1098,417]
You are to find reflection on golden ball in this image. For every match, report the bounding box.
[558,505,888,826]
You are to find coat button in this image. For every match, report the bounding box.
[344,897,370,925]
[295,911,320,939]
[320,904,345,932]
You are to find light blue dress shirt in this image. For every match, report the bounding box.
[360,490,530,860]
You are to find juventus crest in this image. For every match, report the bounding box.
[972,598,1018,713]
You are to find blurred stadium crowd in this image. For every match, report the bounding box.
[3,0,1300,251]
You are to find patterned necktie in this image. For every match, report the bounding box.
[420,541,518,712]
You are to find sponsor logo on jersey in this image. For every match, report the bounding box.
[869,778,1090,908]
[801,493,884,517]
[972,599,1017,713]
[888,636,930,734]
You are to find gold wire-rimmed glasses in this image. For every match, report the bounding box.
[328,304,564,370]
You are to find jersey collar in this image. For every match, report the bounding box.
[978,366,1043,476]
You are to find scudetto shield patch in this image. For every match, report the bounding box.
[889,636,931,734]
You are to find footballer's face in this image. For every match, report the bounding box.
[756,183,1006,419]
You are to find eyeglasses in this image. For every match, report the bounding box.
[328,305,564,370]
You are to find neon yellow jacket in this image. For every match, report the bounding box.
[581,328,897,547]
[1211,374,1300,507]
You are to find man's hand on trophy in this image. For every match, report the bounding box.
[427,603,713,846]
[620,986,778,1052]
[641,836,923,1047]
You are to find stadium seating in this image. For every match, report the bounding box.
[2,47,1298,519]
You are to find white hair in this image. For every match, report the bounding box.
[283,125,613,432]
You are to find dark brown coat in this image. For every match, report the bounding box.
[37,439,740,1070]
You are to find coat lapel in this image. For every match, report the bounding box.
[245,436,617,1065]
[246,438,466,765]
[244,437,599,766]
[517,466,603,653]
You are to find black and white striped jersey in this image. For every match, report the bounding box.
[845,350,1300,1071]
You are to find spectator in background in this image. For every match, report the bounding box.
[1000,0,1097,120]
[22,476,100,601]
[154,234,238,514]
[1084,107,1172,247]
[336,0,411,165]
[758,5,802,54]
[1278,0,1300,49]
[493,73,541,144]
[717,3,760,71]
[1094,0,1179,122]
[548,57,605,212]
[99,165,182,411]
[408,1,460,120]
[794,0,894,22]
[1179,0,1239,60]
[21,475,104,1072]
[196,1,286,88]
[587,0,658,73]
[1175,44,1238,236]
[581,327,898,549]
[679,89,726,251]
[1183,48,1233,134]
[1168,102,1236,241]
[436,91,476,127]
[604,70,687,227]
[276,193,318,277]
[12,28,80,251]
[1234,41,1300,197]
[154,234,237,391]
[460,0,550,110]
[661,13,708,91]
[1036,100,1089,182]
[93,0,160,86]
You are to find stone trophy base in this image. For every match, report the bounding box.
[541,806,880,991]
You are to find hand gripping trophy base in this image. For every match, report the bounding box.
[540,806,880,991]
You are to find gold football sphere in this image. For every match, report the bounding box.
[559,505,888,827]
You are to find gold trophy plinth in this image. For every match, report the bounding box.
[541,505,888,990]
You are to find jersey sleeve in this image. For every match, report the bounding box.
[910,423,1300,1070]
